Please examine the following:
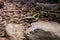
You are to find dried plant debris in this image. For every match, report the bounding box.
[0,24,5,37]
[0,0,59,24]
[0,0,60,40]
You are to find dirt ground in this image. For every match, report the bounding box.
[0,0,60,40]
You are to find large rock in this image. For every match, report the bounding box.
[5,23,25,40]
[0,38,6,40]
[26,20,60,40]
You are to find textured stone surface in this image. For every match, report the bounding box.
[26,20,60,40]
[5,23,25,40]
[0,38,6,40]
[26,29,60,40]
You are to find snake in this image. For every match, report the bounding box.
[19,6,60,23]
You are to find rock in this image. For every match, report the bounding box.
[0,38,6,40]
[26,29,60,40]
[26,20,60,40]
[5,23,25,40]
